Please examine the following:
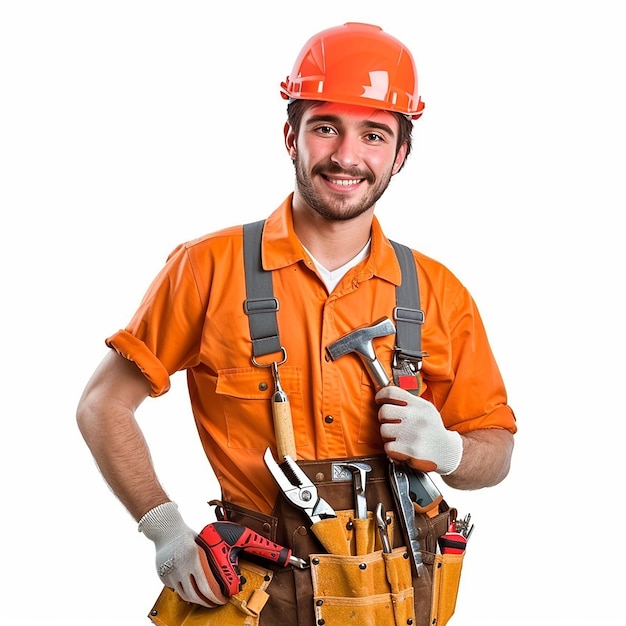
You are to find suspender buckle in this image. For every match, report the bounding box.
[243,296,280,315]
[251,346,287,368]
[392,349,427,371]
[393,306,425,326]
[392,304,427,385]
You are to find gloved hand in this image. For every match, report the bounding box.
[138,501,228,607]
[376,386,463,475]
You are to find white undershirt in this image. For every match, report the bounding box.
[304,239,372,292]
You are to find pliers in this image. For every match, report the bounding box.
[263,447,336,524]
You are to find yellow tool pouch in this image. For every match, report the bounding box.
[311,509,394,556]
[147,561,273,626]
[307,508,414,626]
[429,552,465,626]
[310,548,414,626]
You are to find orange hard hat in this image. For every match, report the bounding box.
[280,22,425,120]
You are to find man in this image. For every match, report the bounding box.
[77,22,516,626]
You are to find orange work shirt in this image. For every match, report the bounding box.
[107,195,516,513]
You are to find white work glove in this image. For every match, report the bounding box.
[138,501,228,607]
[377,386,463,475]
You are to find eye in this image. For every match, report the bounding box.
[365,132,385,143]
[316,125,337,135]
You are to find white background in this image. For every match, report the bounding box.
[1,1,624,624]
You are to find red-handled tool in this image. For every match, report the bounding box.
[437,519,468,555]
[196,521,308,596]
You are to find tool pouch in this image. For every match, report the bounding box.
[429,552,465,626]
[310,547,415,626]
[413,507,464,626]
[311,509,392,556]
[147,561,273,626]
[309,509,414,626]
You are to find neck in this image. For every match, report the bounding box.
[291,198,374,271]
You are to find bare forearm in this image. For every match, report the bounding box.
[78,406,169,520]
[442,429,514,490]
[76,351,169,521]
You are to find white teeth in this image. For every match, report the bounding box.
[329,178,361,186]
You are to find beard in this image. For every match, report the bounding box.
[294,157,394,222]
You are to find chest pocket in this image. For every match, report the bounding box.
[216,366,306,451]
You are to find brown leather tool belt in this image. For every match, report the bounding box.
[215,454,452,626]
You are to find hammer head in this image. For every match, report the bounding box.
[326,317,395,362]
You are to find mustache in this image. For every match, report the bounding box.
[311,162,374,183]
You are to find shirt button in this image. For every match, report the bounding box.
[324,415,334,424]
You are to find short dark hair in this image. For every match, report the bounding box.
[286,100,413,168]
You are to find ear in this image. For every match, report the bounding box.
[284,121,297,159]
[391,142,409,175]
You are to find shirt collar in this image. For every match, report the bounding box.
[262,193,403,287]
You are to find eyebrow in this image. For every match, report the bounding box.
[305,114,397,138]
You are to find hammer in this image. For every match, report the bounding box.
[325,317,395,388]
[326,315,442,575]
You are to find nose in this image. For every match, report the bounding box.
[330,133,361,169]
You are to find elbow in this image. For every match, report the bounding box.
[76,392,97,444]
[484,456,512,488]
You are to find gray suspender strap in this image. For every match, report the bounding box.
[242,220,424,368]
[390,240,426,366]
[242,220,283,361]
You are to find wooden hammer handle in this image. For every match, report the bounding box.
[272,397,297,459]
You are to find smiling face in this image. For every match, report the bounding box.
[285,102,409,222]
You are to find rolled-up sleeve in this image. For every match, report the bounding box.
[105,243,207,398]
[420,263,517,435]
